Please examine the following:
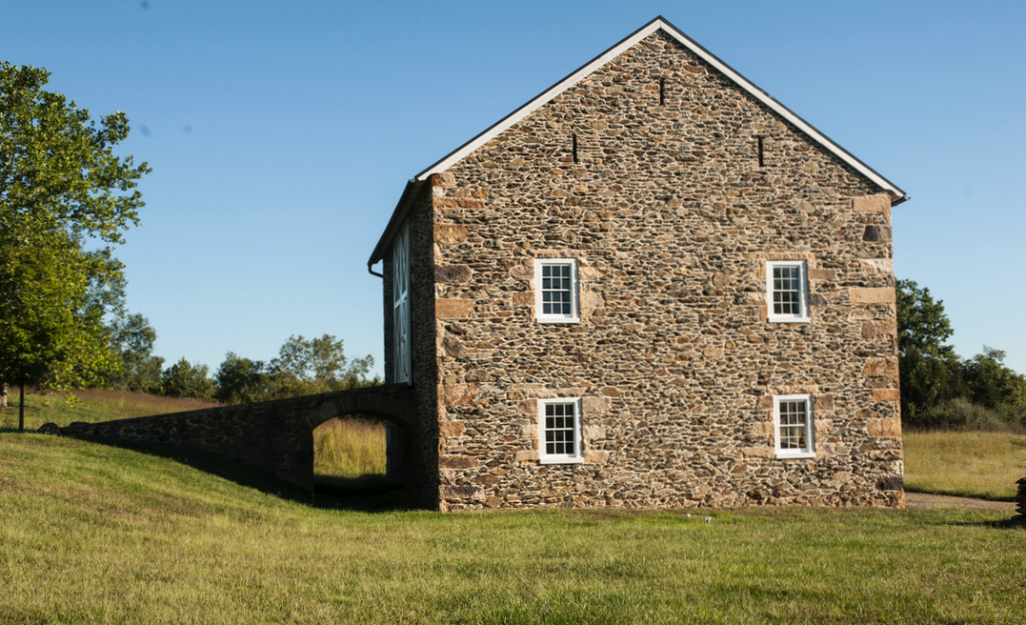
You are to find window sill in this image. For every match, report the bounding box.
[537,317,580,324]
[539,457,584,465]
[776,450,816,460]
[767,316,810,324]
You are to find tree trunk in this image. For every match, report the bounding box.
[0,382,7,410]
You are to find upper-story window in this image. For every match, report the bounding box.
[774,394,815,459]
[766,260,809,323]
[534,259,579,323]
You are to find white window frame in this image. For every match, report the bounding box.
[538,397,583,464]
[766,260,810,323]
[534,258,579,323]
[774,394,815,459]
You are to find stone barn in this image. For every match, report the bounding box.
[368,16,907,511]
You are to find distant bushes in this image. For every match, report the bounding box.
[910,398,1025,433]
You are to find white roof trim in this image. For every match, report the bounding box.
[414,17,904,198]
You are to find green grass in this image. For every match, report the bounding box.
[0,388,220,431]
[1,433,1024,625]
[903,430,1026,501]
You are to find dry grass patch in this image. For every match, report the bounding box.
[904,430,1026,501]
[0,389,220,431]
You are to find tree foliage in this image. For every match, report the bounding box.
[160,358,215,401]
[106,312,164,394]
[897,279,1025,430]
[212,335,378,405]
[0,61,149,391]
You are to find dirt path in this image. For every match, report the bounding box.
[906,492,1017,511]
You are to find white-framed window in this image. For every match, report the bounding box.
[538,398,583,464]
[766,260,809,323]
[774,394,815,459]
[534,259,579,323]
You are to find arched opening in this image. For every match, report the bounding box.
[312,415,397,496]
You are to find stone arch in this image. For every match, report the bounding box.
[60,384,419,495]
[304,390,416,432]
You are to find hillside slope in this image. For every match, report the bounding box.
[1,433,1023,624]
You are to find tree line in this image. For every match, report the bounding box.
[897,279,1025,431]
[107,315,378,404]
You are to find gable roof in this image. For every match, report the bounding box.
[369,16,906,267]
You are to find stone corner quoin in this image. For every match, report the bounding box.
[379,24,904,512]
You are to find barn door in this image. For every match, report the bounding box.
[392,221,412,385]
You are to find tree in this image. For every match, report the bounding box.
[268,334,376,397]
[160,358,215,401]
[214,352,268,404]
[962,347,1026,410]
[895,279,964,422]
[0,61,150,417]
[106,312,164,394]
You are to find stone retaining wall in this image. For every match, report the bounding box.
[59,385,421,498]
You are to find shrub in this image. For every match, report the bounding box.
[913,397,1025,433]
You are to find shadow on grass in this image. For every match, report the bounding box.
[54,433,426,513]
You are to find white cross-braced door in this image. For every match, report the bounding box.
[392,221,412,385]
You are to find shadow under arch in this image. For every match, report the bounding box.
[59,384,424,511]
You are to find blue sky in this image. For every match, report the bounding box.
[3,0,1024,377]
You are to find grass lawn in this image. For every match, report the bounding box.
[1,432,1023,625]
[903,430,1026,501]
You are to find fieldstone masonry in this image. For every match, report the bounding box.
[378,24,905,511]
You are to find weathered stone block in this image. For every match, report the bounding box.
[434,224,468,243]
[867,417,901,438]
[509,264,533,280]
[862,225,892,242]
[743,446,774,458]
[850,288,896,304]
[435,298,474,318]
[432,172,457,187]
[853,194,889,212]
[582,396,610,416]
[807,268,836,281]
[441,485,483,499]
[875,475,904,491]
[442,336,466,358]
[439,421,465,437]
[872,389,901,402]
[512,292,533,306]
[863,358,898,378]
[435,265,472,283]
[439,384,479,406]
[584,450,609,464]
[435,198,484,209]
[862,321,897,339]
[439,455,478,468]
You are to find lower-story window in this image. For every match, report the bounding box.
[539,398,583,464]
[774,394,815,459]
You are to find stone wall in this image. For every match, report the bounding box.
[59,385,419,496]
[424,30,903,511]
[383,190,442,506]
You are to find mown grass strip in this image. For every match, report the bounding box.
[1,433,1023,625]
